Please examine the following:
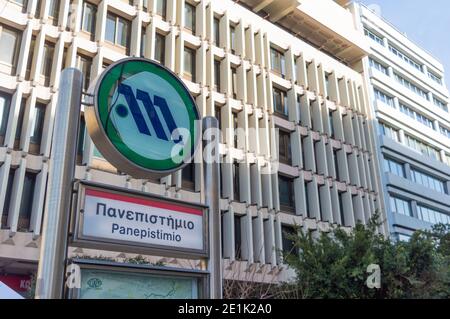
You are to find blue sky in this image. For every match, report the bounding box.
[360,0,450,91]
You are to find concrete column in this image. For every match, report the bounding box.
[19,89,37,153]
[250,162,262,207]
[319,180,333,222]
[222,207,234,260]
[16,22,33,81]
[252,211,265,263]
[337,148,350,184]
[130,14,143,57]
[165,28,177,70]
[294,171,307,216]
[342,190,355,227]
[245,25,256,63]
[4,85,24,149]
[315,136,328,176]
[0,155,12,223]
[326,142,336,179]
[328,72,340,104]
[59,0,71,31]
[330,182,341,224]
[342,109,355,145]
[264,215,276,265]
[311,99,323,133]
[352,192,365,225]
[95,0,107,43]
[6,158,27,233]
[317,63,326,98]
[307,177,320,220]
[291,126,303,169]
[303,133,316,172]
[296,54,308,88]
[307,60,319,94]
[274,215,283,264]
[333,106,345,142]
[299,94,311,129]
[338,77,350,108]
[30,163,48,237]
[241,210,254,263]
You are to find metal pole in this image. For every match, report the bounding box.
[35,68,83,299]
[202,116,222,299]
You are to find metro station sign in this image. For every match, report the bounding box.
[85,58,200,178]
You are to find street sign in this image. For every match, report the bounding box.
[72,182,208,258]
[85,58,200,178]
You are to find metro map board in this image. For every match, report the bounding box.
[73,182,208,258]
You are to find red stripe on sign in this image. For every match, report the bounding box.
[85,189,203,216]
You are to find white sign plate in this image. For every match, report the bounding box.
[73,183,207,258]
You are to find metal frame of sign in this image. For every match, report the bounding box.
[85,57,201,178]
[66,258,209,299]
[70,181,209,259]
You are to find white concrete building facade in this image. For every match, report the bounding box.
[0,0,383,288]
[352,3,450,240]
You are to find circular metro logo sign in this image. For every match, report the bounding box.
[85,58,200,177]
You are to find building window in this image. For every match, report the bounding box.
[229,25,236,54]
[105,13,130,48]
[390,195,412,217]
[0,25,21,75]
[41,42,54,86]
[440,126,450,139]
[214,105,222,143]
[183,47,196,82]
[155,0,167,20]
[14,98,26,149]
[411,168,446,194]
[433,96,448,112]
[369,58,389,76]
[214,60,221,92]
[333,149,340,181]
[328,110,335,137]
[232,111,238,148]
[338,192,345,225]
[29,102,46,154]
[399,103,434,129]
[233,161,240,202]
[278,130,292,165]
[77,116,86,164]
[405,134,440,161]
[234,215,242,260]
[2,169,16,227]
[271,47,286,78]
[379,122,399,142]
[76,55,92,92]
[428,71,442,85]
[417,205,450,225]
[181,162,195,190]
[46,0,60,26]
[184,2,196,33]
[389,44,422,72]
[394,73,428,100]
[364,28,383,46]
[374,88,394,107]
[25,36,36,80]
[12,0,28,13]
[281,226,297,256]
[154,33,165,65]
[81,1,96,38]
[213,17,220,47]
[273,87,288,117]
[18,172,37,231]
[279,175,295,213]
[231,67,237,99]
[384,157,405,178]
[140,27,146,57]
[0,92,11,144]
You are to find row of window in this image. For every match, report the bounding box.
[1,169,37,232]
[399,103,434,129]
[222,214,298,261]
[374,88,449,138]
[384,157,447,194]
[364,27,445,86]
[0,92,46,153]
[379,121,450,166]
[390,195,450,225]
[394,73,429,100]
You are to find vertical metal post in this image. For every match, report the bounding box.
[202,116,222,299]
[35,68,83,299]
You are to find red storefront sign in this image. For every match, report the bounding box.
[0,274,31,293]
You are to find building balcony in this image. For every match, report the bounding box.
[240,0,369,65]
